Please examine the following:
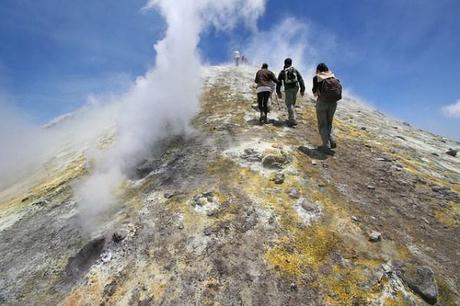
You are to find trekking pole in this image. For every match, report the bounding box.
[272,88,281,111]
[276,92,282,110]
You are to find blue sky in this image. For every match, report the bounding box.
[1,0,459,139]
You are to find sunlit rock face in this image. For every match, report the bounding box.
[0,66,459,305]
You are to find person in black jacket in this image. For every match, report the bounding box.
[276,58,305,127]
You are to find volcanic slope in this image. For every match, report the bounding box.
[0,65,459,305]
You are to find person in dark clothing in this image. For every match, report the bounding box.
[276,58,306,127]
[312,63,339,152]
[255,63,279,124]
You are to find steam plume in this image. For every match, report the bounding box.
[75,0,266,226]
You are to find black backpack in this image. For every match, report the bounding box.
[284,67,298,85]
[320,77,342,102]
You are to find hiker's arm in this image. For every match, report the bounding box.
[276,71,283,96]
[312,76,319,97]
[270,71,279,85]
[297,70,306,94]
[254,72,259,84]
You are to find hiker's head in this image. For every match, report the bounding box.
[316,63,329,73]
[284,58,292,68]
[261,63,268,69]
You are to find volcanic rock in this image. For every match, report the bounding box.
[397,264,438,305]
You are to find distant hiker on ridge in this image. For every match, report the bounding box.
[276,58,306,127]
[254,63,279,124]
[312,63,342,154]
[233,51,241,66]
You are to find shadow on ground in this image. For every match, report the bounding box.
[246,117,290,128]
[298,145,334,160]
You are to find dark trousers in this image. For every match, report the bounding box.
[316,101,337,148]
[257,91,271,114]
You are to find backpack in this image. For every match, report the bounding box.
[320,77,342,102]
[284,67,298,85]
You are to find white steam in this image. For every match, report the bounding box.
[0,102,49,189]
[74,0,266,224]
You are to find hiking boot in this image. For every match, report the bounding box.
[318,145,335,155]
[263,114,268,123]
[259,113,264,124]
[287,120,298,127]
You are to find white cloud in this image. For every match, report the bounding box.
[442,100,460,118]
[242,17,338,77]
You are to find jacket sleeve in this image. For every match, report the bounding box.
[254,71,259,84]
[270,71,279,84]
[312,76,319,96]
[276,71,284,94]
[296,69,306,93]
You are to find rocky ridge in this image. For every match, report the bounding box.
[0,65,459,305]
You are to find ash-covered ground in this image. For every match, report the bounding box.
[1,66,459,305]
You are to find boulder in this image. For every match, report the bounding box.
[398,264,438,305]
[368,231,382,242]
[262,152,290,169]
[446,149,457,157]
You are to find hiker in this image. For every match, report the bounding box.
[312,63,342,153]
[255,63,279,124]
[233,51,241,66]
[276,58,305,127]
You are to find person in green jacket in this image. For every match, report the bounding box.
[276,58,306,127]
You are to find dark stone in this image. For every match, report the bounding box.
[214,259,227,276]
[368,231,382,242]
[204,227,214,236]
[398,265,438,305]
[446,149,458,157]
[32,200,49,207]
[273,173,285,184]
[112,232,126,243]
[164,191,176,199]
[241,148,263,162]
[139,297,154,306]
[432,186,460,201]
[64,237,105,282]
[104,280,117,297]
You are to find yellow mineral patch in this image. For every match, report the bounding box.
[437,276,460,306]
[265,225,340,276]
[96,131,117,151]
[321,265,383,305]
[1,153,87,217]
[64,272,104,306]
[434,201,460,228]
[382,290,408,306]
